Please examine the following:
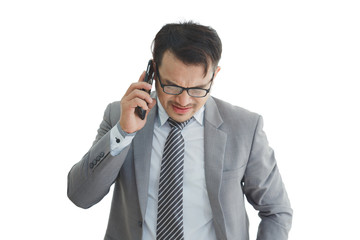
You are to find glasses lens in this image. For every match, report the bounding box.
[164,86,183,95]
[188,89,207,97]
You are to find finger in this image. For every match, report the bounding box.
[144,99,157,119]
[148,98,157,110]
[123,81,152,98]
[123,71,151,97]
[123,89,153,104]
[127,97,150,111]
[138,71,146,82]
[122,90,153,114]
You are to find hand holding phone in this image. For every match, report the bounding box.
[119,60,155,134]
[135,60,154,120]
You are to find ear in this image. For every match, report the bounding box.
[152,59,156,70]
[213,66,221,79]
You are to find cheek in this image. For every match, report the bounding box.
[193,97,208,108]
[157,92,172,108]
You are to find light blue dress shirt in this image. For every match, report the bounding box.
[110,98,216,240]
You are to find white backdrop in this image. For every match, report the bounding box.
[1,0,359,239]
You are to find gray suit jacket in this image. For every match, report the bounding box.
[67,96,292,240]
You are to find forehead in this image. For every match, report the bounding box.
[158,51,213,86]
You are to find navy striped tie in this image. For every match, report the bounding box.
[156,118,191,240]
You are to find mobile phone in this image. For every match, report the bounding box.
[135,60,154,120]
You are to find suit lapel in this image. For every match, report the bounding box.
[133,105,157,218]
[204,97,228,239]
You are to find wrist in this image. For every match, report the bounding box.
[117,122,137,137]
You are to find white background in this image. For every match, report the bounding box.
[1,0,359,239]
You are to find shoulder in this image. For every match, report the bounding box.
[107,101,121,113]
[206,96,262,141]
[210,96,260,127]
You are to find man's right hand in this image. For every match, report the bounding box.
[119,71,157,134]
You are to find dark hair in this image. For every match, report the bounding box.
[152,21,222,76]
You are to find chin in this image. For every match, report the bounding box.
[170,113,193,123]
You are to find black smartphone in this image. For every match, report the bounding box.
[135,60,154,120]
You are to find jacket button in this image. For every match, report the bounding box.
[96,156,101,161]
[99,152,105,157]
[89,163,94,169]
[138,221,142,228]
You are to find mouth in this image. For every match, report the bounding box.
[172,104,192,114]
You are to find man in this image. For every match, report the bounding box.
[67,21,292,240]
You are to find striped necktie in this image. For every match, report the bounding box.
[156,117,191,240]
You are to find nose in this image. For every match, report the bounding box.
[175,90,192,106]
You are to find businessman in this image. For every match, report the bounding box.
[67,21,293,240]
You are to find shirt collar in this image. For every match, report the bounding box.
[157,96,205,127]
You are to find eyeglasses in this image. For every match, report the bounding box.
[156,65,214,98]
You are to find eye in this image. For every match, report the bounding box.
[164,86,183,94]
[189,88,205,95]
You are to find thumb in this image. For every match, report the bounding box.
[148,98,157,110]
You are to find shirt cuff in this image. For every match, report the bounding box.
[110,122,136,156]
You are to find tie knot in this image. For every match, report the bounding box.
[168,117,192,130]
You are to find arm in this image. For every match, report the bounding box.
[243,116,293,240]
[67,102,132,209]
[67,71,156,209]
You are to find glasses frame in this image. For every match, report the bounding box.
[155,64,214,98]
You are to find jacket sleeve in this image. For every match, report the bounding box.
[67,102,131,209]
[243,115,293,240]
